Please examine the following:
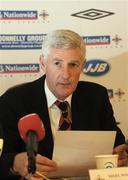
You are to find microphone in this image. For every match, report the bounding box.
[18,113,45,174]
[0,124,3,156]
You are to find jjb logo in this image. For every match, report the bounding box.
[83,59,110,76]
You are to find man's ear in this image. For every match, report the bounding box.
[39,55,46,72]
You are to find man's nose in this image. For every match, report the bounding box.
[62,66,70,79]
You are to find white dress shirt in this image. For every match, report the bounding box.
[44,80,71,139]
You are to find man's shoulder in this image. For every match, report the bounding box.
[78,80,106,89]
[76,81,107,94]
[1,76,44,98]
[72,81,109,104]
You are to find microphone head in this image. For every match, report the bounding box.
[18,113,45,142]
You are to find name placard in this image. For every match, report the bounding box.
[89,167,128,180]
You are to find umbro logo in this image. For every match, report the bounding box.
[71,8,114,20]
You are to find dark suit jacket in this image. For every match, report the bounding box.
[0,75,125,179]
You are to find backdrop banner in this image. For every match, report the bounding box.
[0,0,128,137]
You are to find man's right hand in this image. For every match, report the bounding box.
[13,152,58,178]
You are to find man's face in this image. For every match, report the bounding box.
[41,48,85,100]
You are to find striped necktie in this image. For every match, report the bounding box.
[55,100,71,130]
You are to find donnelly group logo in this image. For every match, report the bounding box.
[0,34,46,50]
[0,10,38,20]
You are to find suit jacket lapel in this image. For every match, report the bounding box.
[32,76,54,158]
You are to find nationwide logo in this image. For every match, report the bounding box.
[115,88,125,100]
[0,64,40,73]
[39,10,49,21]
[107,89,125,100]
[83,59,110,76]
[0,10,38,20]
[82,36,111,46]
[71,8,114,20]
[0,34,46,50]
[112,34,122,45]
[107,89,113,99]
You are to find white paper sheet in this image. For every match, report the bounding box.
[48,131,116,178]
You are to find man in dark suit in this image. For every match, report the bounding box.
[0,29,127,179]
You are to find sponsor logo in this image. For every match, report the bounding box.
[104,162,115,168]
[83,59,110,76]
[115,88,125,100]
[82,36,110,45]
[112,34,122,45]
[71,8,114,20]
[0,34,46,50]
[107,89,113,99]
[0,10,37,20]
[0,64,40,73]
[39,10,49,21]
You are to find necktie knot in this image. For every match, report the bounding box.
[55,101,68,117]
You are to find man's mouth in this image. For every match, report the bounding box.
[59,82,70,86]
